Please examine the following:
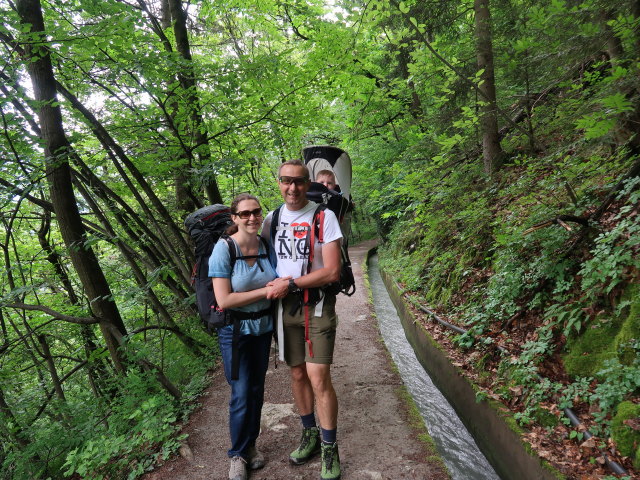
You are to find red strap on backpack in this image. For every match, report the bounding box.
[190,262,198,286]
[317,209,325,243]
[303,288,313,358]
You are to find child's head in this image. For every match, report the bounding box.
[315,169,337,190]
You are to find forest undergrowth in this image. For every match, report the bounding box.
[376,71,640,479]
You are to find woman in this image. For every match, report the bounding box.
[208,193,289,480]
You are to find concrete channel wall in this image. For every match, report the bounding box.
[379,268,562,480]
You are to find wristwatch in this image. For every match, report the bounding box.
[288,278,301,293]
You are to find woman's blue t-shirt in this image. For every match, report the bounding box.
[208,237,276,336]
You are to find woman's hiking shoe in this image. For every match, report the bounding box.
[228,455,247,480]
[289,426,320,465]
[320,441,341,480]
[247,444,265,470]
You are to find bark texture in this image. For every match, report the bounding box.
[474,0,504,176]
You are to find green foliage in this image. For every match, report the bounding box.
[376,39,639,456]
[616,288,640,365]
[563,183,640,377]
[378,159,493,308]
[562,317,620,377]
[62,372,186,480]
[580,181,640,294]
[563,285,639,378]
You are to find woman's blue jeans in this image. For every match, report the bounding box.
[217,326,272,459]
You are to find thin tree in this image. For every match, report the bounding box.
[143,0,223,207]
[474,0,504,176]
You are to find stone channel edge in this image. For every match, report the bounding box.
[369,247,563,480]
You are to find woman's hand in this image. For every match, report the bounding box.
[266,277,291,299]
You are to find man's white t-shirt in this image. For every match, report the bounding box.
[262,201,342,280]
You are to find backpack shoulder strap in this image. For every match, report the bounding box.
[223,234,269,273]
[258,235,269,255]
[312,204,327,244]
[269,205,283,246]
[221,235,238,270]
[303,204,327,276]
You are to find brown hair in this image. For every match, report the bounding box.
[278,158,310,178]
[225,193,261,235]
[315,169,336,181]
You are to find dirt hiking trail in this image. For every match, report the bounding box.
[143,239,448,480]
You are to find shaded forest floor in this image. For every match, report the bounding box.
[400,291,638,479]
[379,153,640,479]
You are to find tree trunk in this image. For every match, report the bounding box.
[397,45,423,122]
[55,81,194,274]
[600,9,624,61]
[166,0,223,205]
[38,334,66,402]
[16,0,127,374]
[74,181,207,355]
[474,0,504,177]
[69,161,194,295]
[159,0,198,212]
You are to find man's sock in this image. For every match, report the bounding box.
[301,412,316,429]
[321,427,337,444]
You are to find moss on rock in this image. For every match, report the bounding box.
[611,401,640,469]
[563,283,640,377]
[614,284,640,366]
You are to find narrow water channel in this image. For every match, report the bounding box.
[368,254,501,480]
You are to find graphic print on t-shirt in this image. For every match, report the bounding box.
[267,202,341,279]
[275,220,311,261]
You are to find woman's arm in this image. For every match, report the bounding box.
[213,277,279,310]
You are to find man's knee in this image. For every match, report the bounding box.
[306,364,333,393]
[290,364,308,383]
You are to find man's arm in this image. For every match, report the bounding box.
[266,239,341,298]
[295,239,341,288]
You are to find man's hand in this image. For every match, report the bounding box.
[266,277,290,299]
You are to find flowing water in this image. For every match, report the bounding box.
[368,254,500,480]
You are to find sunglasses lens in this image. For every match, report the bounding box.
[279,176,307,186]
[236,208,262,219]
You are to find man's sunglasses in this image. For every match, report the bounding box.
[234,208,263,219]
[279,176,309,186]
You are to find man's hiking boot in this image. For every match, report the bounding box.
[289,426,320,465]
[228,455,247,480]
[320,441,341,480]
[247,444,265,470]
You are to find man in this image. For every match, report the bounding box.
[263,159,343,480]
